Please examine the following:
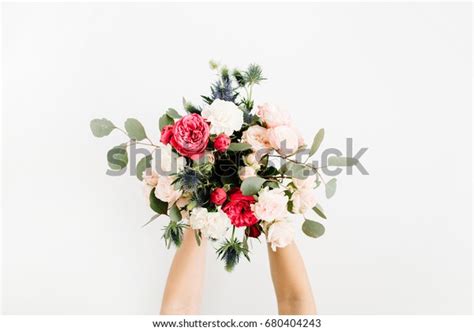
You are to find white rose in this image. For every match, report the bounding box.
[252,187,289,222]
[189,207,208,230]
[267,220,295,251]
[239,166,257,180]
[256,103,291,128]
[242,125,271,152]
[202,99,244,136]
[267,125,300,156]
[203,208,231,240]
[154,175,182,206]
[292,175,317,191]
[291,189,317,214]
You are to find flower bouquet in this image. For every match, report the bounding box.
[90,61,357,271]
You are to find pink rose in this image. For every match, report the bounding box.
[170,114,210,159]
[267,125,300,156]
[256,103,291,128]
[160,125,174,144]
[214,133,231,152]
[210,187,227,205]
[242,125,271,151]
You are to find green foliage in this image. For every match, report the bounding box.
[244,64,265,85]
[328,156,359,167]
[313,203,327,219]
[309,128,325,157]
[107,144,128,170]
[149,188,168,214]
[216,237,250,272]
[302,219,325,238]
[90,118,115,137]
[136,154,152,181]
[142,214,162,228]
[124,118,147,141]
[159,114,174,130]
[228,142,252,152]
[241,176,266,196]
[325,178,337,199]
[166,108,181,119]
[162,220,187,248]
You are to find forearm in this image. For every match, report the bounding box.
[160,229,207,314]
[267,242,316,315]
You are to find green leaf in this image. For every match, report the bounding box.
[313,203,327,219]
[136,155,153,181]
[90,118,115,137]
[309,128,324,157]
[107,144,128,170]
[124,118,147,141]
[302,219,325,238]
[166,108,182,119]
[228,142,252,152]
[241,176,266,196]
[159,114,174,131]
[288,164,316,179]
[328,156,359,167]
[142,214,162,228]
[169,204,182,223]
[149,188,168,214]
[325,178,337,199]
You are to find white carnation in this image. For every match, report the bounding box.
[202,99,244,136]
[189,207,208,230]
[189,207,230,240]
[252,187,289,222]
[203,209,231,240]
[267,220,295,251]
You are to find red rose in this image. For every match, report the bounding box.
[222,188,258,227]
[170,114,210,159]
[214,133,231,152]
[246,224,261,238]
[160,125,174,144]
[210,187,227,205]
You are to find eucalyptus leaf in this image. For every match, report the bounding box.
[325,178,337,199]
[309,128,325,157]
[302,219,325,238]
[166,108,182,119]
[241,176,266,196]
[107,144,128,170]
[228,142,252,152]
[136,154,153,181]
[288,164,316,179]
[159,114,174,131]
[313,203,327,219]
[328,156,359,167]
[149,188,168,214]
[125,118,147,141]
[90,118,115,137]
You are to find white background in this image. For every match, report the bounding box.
[2,2,472,314]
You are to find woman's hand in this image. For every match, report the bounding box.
[267,242,317,315]
[160,228,207,315]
